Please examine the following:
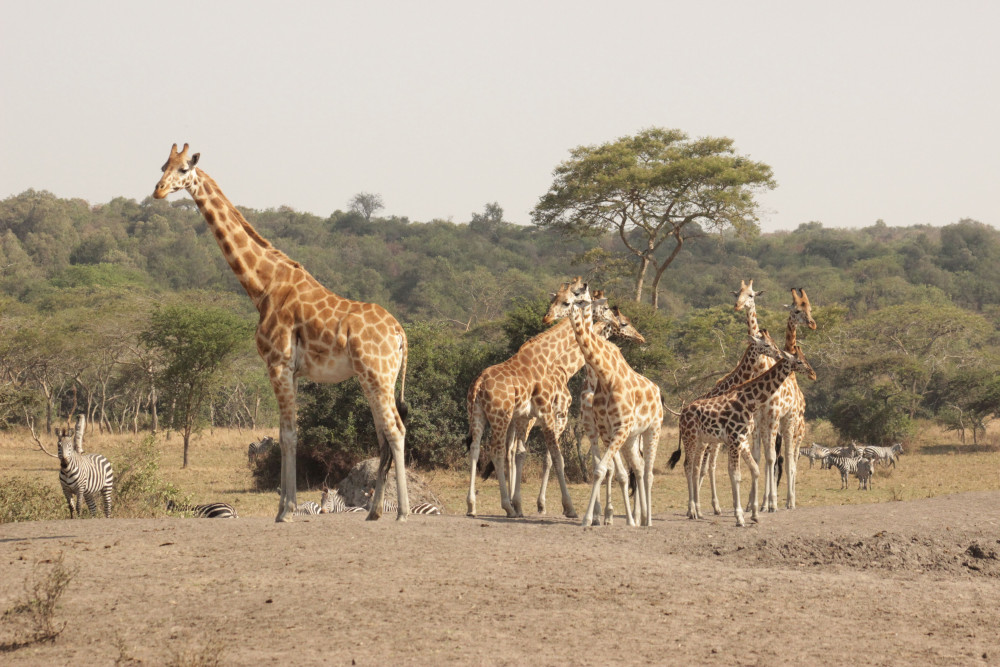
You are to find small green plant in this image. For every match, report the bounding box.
[2,552,77,649]
[0,477,64,523]
[111,435,183,517]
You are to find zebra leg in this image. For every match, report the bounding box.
[102,487,112,518]
[84,492,99,518]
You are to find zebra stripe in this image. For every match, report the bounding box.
[247,436,276,466]
[856,458,873,490]
[364,490,442,515]
[57,426,113,519]
[167,500,239,518]
[860,445,899,468]
[294,501,321,516]
[319,488,366,513]
[824,455,864,490]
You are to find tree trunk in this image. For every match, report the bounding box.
[634,255,650,302]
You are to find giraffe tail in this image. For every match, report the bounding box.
[396,327,409,424]
[667,437,682,470]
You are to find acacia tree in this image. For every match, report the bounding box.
[348,192,385,222]
[531,128,776,308]
[141,304,252,467]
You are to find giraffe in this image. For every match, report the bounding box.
[153,144,410,522]
[752,287,817,512]
[536,302,646,523]
[565,297,663,527]
[668,327,785,515]
[672,342,815,527]
[465,280,628,518]
[695,279,775,514]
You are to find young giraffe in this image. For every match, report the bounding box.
[696,279,774,514]
[465,280,624,518]
[668,327,785,515]
[752,288,816,512]
[564,297,663,527]
[676,342,816,526]
[153,144,410,522]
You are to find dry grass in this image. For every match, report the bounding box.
[1,421,998,521]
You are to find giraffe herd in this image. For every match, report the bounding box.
[152,144,817,528]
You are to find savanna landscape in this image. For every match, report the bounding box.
[4,131,1000,665]
[2,423,1000,665]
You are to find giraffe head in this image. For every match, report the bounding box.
[777,344,817,380]
[542,276,590,324]
[747,328,782,362]
[733,279,764,312]
[610,306,646,344]
[787,288,817,330]
[153,143,201,199]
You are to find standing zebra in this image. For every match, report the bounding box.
[166,500,239,518]
[824,454,865,490]
[856,458,873,490]
[860,444,901,468]
[247,436,276,466]
[57,416,113,519]
[319,487,366,513]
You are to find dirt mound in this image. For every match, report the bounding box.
[336,457,444,509]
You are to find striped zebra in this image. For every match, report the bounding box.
[856,457,873,490]
[363,489,442,515]
[799,443,831,468]
[247,436,276,466]
[57,417,113,519]
[319,487,366,513]
[294,501,321,516]
[859,443,902,468]
[824,454,865,490]
[166,500,239,518]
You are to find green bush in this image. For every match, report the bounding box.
[110,435,182,517]
[0,477,63,523]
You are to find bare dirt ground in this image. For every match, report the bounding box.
[2,491,1000,666]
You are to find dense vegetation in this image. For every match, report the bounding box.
[3,185,1000,483]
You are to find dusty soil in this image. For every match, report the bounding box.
[2,491,1000,666]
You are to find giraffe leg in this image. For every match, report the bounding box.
[785,415,805,509]
[740,444,761,524]
[642,425,660,527]
[270,365,298,523]
[466,413,485,517]
[582,446,616,527]
[537,449,552,514]
[363,384,410,522]
[761,416,780,513]
[541,425,576,519]
[621,436,647,526]
[707,443,722,515]
[509,421,527,517]
[727,441,747,527]
[682,434,704,520]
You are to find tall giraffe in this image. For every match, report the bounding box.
[674,342,815,527]
[753,288,816,512]
[153,144,410,522]
[565,297,663,527]
[535,301,645,522]
[465,280,627,518]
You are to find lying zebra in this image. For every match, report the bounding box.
[166,500,239,518]
[364,488,442,515]
[319,487,367,513]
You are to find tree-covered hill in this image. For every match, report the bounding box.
[3,187,999,478]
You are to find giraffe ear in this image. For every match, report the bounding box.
[755,289,765,298]
[190,153,200,167]
[593,298,608,307]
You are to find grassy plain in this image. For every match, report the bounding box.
[2,420,998,521]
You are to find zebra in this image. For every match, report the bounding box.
[824,454,865,490]
[57,416,113,519]
[860,444,901,468]
[247,436,276,466]
[294,501,321,516]
[319,487,366,513]
[363,488,442,515]
[856,457,873,490]
[799,443,831,468]
[166,500,239,518]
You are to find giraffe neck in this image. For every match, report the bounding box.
[185,170,299,307]
[784,316,797,352]
[568,305,620,388]
[516,319,585,377]
[707,344,767,398]
[734,358,796,412]
[745,301,760,337]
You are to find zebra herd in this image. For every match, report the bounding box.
[799,442,904,491]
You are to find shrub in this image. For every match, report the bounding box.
[0,477,63,523]
[110,435,182,517]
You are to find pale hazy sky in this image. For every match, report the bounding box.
[2,1,997,233]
